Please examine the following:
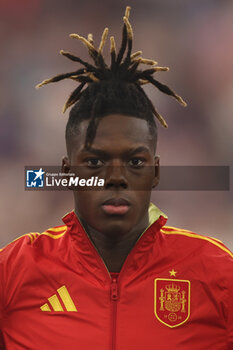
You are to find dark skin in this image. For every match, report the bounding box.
[62,114,159,272]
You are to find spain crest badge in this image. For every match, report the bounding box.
[154,278,191,328]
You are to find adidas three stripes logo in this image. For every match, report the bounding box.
[40,285,77,312]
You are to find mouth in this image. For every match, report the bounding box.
[101,198,131,215]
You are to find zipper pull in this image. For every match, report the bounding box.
[111,278,119,301]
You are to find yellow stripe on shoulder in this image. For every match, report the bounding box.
[163,226,197,234]
[46,225,67,233]
[161,228,233,259]
[41,226,67,240]
[163,226,224,244]
[29,232,40,242]
[0,232,39,251]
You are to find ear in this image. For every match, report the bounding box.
[61,156,73,190]
[152,155,160,188]
[61,156,71,174]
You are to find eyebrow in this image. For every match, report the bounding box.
[81,146,150,157]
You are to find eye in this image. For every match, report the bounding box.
[128,158,144,167]
[86,158,104,168]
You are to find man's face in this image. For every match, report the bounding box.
[63,114,159,237]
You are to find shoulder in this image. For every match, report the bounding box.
[160,225,233,261]
[0,225,68,264]
[159,225,233,297]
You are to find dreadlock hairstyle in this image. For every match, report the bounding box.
[36,6,187,150]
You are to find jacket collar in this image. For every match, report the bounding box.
[148,202,167,226]
[62,203,167,283]
[62,203,168,232]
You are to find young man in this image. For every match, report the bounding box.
[0,7,233,350]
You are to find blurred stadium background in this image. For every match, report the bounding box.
[0,0,232,249]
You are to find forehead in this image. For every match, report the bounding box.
[72,114,155,153]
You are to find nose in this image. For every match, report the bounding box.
[104,164,128,189]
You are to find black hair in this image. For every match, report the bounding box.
[36,6,186,150]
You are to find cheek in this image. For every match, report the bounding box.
[129,168,155,191]
[74,191,100,217]
[135,191,152,214]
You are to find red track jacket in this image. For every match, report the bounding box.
[0,204,233,350]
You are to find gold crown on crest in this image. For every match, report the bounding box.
[165,283,180,293]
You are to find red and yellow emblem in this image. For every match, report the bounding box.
[154,278,191,328]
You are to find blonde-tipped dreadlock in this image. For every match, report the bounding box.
[36,6,187,147]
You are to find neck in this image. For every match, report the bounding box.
[78,214,149,273]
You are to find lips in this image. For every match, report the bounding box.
[101,198,130,215]
[102,198,130,206]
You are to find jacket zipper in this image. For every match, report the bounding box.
[73,211,165,349]
[108,219,163,350]
[110,277,118,350]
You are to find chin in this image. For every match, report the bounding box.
[100,222,130,237]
